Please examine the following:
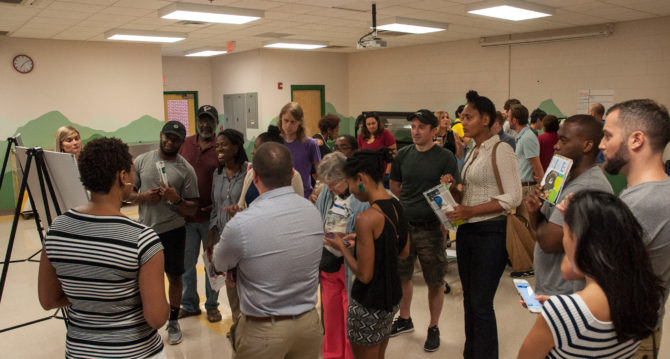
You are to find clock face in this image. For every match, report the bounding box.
[13,54,34,74]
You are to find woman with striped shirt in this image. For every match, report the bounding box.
[38,137,169,359]
[518,191,663,358]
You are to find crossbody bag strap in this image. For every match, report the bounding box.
[491,141,504,195]
[369,204,399,239]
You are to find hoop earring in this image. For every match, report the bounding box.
[358,183,365,193]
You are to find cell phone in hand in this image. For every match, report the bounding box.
[513,279,543,313]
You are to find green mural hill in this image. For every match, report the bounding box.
[15,111,163,150]
[0,112,163,211]
[538,99,566,119]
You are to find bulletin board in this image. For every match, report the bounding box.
[163,91,199,136]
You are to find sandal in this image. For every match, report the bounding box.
[178,308,202,319]
[207,308,222,323]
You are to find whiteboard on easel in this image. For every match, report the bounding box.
[14,147,88,224]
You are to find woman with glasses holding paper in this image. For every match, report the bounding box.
[316,151,368,359]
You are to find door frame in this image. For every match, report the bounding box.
[290,85,325,117]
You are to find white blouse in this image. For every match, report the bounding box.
[460,135,522,223]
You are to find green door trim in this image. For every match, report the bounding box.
[290,85,325,116]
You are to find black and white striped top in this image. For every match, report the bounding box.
[45,209,164,359]
[542,294,640,358]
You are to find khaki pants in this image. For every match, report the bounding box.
[233,308,323,359]
[633,327,662,359]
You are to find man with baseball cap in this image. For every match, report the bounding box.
[178,105,223,323]
[131,120,199,345]
[389,109,459,352]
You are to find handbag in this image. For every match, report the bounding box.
[491,142,536,272]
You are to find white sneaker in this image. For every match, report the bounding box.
[166,320,182,345]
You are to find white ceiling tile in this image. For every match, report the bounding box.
[100,6,155,16]
[46,0,106,12]
[38,8,94,19]
[62,0,117,5]
[52,31,99,40]
[112,0,171,10]
[0,4,41,17]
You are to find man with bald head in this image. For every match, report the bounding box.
[525,115,612,295]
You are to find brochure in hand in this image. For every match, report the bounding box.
[423,183,464,231]
[156,161,169,186]
[540,155,573,205]
[202,252,226,291]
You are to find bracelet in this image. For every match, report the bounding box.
[173,197,183,205]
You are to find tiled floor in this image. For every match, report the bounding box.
[1,210,668,358]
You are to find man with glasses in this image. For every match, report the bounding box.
[333,134,358,158]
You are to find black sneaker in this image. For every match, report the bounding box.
[444,282,451,294]
[389,317,414,337]
[510,270,534,278]
[424,326,440,352]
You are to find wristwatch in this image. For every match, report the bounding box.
[168,197,183,205]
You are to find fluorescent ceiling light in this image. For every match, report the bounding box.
[466,1,553,21]
[377,17,448,34]
[105,29,186,43]
[185,48,227,57]
[264,40,328,50]
[158,3,263,24]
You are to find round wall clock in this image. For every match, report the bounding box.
[13,54,34,74]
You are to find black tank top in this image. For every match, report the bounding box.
[351,198,408,312]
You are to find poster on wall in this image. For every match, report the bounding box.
[167,99,190,129]
[578,89,614,115]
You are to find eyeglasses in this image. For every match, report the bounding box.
[334,145,351,150]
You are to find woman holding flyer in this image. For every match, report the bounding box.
[204,129,248,324]
[442,90,522,359]
[518,191,662,358]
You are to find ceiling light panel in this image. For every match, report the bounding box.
[185,48,227,57]
[466,1,554,21]
[377,17,449,34]
[158,3,264,24]
[105,29,186,43]
[263,40,328,50]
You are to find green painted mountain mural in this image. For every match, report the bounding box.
[0,112,163,211]
[538,99,566,119]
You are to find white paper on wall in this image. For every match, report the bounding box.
[166,99,190,130]
[578,89,614,115]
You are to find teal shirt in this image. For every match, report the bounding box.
[515,126,540,182]
[390,144,459,222]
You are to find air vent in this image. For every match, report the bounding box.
[0,31,9,36]
[254,32,292,38]
[0,0,23,4]
[175,20,210,27]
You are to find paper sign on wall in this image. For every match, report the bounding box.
[578,89,614,115]
[166,99,190,129]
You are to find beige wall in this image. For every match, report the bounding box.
[349,15,670,118]
[0,37,164,138]
[162,56,213,109]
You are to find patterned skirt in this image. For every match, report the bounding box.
[347,298,399,346]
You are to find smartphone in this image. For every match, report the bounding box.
[513,279,543,313]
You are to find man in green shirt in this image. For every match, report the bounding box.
[389,109,459,352]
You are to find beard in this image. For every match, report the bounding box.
[199,127,215,140]
[603,142,629,175]
[160,143,179,157]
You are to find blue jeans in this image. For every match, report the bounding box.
[181,221,219,311]
[456,219,507,359]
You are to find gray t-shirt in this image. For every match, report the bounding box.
[534,166,612,295]
[620,178,670,324]
[134,150,199,234]
[515,126,540,182]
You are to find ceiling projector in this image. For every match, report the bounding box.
[357,3,387,50]
[357,37,387,49]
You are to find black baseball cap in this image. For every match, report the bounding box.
[407,109,438,127]
[161,121,186,140]
[197,105,218,122]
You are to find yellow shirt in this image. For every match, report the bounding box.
[452,120,464,139]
